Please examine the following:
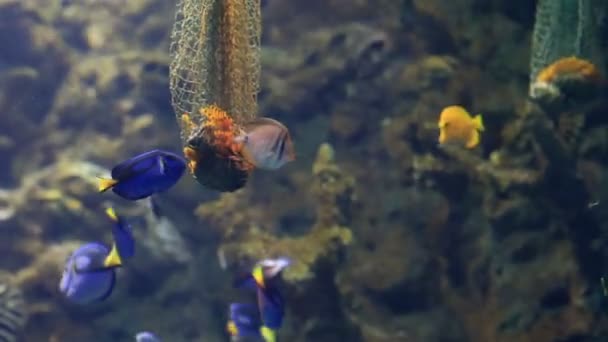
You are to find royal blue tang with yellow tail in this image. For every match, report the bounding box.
[227,303,277,342]
[59,208,135,304]
[106,207,135,260]
[232,257,290,341]
[98,149,186,200]
[250,258,290,331]
[59,243,116,305]
[254,274,285,331]
[227,303,264,340]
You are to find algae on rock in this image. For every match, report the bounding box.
[197,143,354,282]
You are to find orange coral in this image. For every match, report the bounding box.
[536,56,601,83]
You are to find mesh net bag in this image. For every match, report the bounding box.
[169,0,261,144]
[530,0,605,82]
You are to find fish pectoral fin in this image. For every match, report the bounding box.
[103,244,122,268]
[97,178,118,193]
[438,130,446,144]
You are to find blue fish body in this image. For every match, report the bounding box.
[135,331,161,342]
[257,285,284,330]
[103,150,186,200]
[232,273,258,291]
[59,243,116,304]
[109,210,135,260]
[228,303,262,338]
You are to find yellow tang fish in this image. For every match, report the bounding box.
[437,105,484,149]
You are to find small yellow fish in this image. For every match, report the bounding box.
[438,105,484,149]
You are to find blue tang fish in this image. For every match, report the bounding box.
[232,258,290,340]
[135,331,161,342]
[227,303,276,342]
[59,242,117,305]
[105,207,135,262]
[98,149,186,200]
[59,208,135,304]
[255,277,285,331]
[227,303,263,339]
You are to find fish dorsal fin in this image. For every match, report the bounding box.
[111,150,163,180]
[244,117,288,131]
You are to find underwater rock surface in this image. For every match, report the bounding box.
[0,0,608,341]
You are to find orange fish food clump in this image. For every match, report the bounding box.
[182,105,253,192]
[180,104,296,192]
[536,56,601,84]
[438,105,484,149]
[199,105,252,168]
[530,56,603,103]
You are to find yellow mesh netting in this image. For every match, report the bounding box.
[169,0,261,144]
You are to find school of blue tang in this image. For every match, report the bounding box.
[58,140,294,341]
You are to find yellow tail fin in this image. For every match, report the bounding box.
[226,321,238,336]
[473,115,484,131]
[260,326,276,342]
[98,177,118,193]
[103,243,122,268]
